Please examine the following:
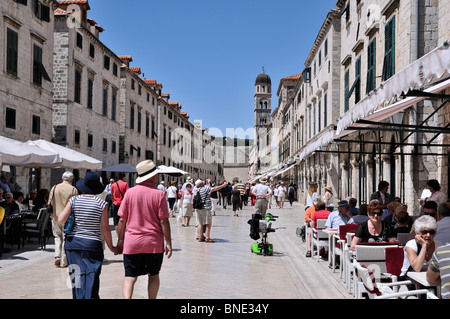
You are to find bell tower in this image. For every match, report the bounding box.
[254,68,272,128]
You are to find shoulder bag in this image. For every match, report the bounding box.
[64,196,77,234]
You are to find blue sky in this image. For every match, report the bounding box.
[88,0,337,138]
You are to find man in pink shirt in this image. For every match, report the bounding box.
[117,160,172,299]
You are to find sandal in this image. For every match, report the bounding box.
[306,251,311,257]
[205,238,215,243]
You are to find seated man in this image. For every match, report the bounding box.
[0,193,20,216]
[325,200,351,230]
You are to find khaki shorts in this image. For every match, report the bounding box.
[196,208,212,225]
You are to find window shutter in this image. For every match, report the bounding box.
[382,16,395,81]
[366,38,376,93]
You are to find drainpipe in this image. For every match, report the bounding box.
[413,0,419,147]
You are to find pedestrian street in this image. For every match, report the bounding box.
[0,200,352,299]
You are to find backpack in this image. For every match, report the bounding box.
[193,189,205,209]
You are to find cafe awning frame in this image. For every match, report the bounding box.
[336,41,450,136]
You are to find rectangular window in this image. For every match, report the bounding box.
[146,114,150,137]
[382,16,396,81]
[347,57,361,104]
[324,38,328,57]
[137,111,142,133]
[324,93,328,127]
[343,1,350,23]
[152,119,156,139]
[74,69,82,103]
[102,87,108,116]
[34,45,51,85]
[104,55,110,70]
[6,28,18,76]
[113,63,118,76]
[5,107,16,129]
[367,38,377,93]
[344,69,350,112]
[318,100,321,130]
[74,130,80,145]
[102,138,108,152]
[32,115,40,135]
[111,90,117,121]
[89,43,95,59]
[33,0,50,22]
[87,78,93,109]
[76,32,83,49]
[87,134,93,148]
[13,0,28,6]
[112,140,116,154]
[130,106,135,130]
[355,56,361,103]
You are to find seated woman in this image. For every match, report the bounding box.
[350,201,396,250]
[399,215,437,281]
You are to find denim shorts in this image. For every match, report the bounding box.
[123,253,164,277]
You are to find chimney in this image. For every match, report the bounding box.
[119,56,133,67]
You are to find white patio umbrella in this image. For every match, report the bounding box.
[0,135,62,167]
[26,139,102,170]
[158,165,188,177]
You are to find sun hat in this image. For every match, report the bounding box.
[195,179,204,187]
[135,160,161,184]
[325,186,333,193]
[76,171,105,195]
[259,177,268,183]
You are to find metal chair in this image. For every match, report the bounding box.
[353,259,436,299]
[311,219,329,261]
[21,210,51,250]
[332,223,359,276]
[352,242,400,298]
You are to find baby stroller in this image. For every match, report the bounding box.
[248,213,278,256]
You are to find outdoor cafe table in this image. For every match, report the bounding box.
[1,211,38,251]
[407,271,440,298]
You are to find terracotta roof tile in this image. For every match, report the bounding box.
[129,67,141,75]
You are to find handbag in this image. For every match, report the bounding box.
[47,186,57,215]
[64,196,77,234]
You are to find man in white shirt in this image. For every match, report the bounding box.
[251,177,272,216]
[277,182,287,209]
[157,181,166,194]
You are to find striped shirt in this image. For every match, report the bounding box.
[68,195,107,242]
[235,183,246,196]
[195,186,212,210]
[429,243,450,299]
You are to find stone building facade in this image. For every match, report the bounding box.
[52,2,122,182]
[251,0,450,213]
[1,0,223,192]
[0,0,59,190]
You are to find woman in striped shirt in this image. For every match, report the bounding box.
[58,171,119,299]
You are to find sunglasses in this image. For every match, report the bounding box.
[369,211,383,217]
[420,230,436,235]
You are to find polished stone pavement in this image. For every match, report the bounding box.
[0,200,352,299]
